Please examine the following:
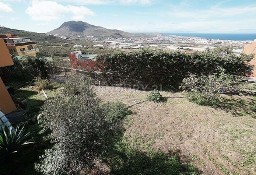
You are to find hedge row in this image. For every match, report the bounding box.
[98,48,253,90]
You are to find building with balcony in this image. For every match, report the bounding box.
[0,39,17,114]
[0,34,38,57]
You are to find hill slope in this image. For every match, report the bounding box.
[48,21,135,39]
[94,86,256,175]
[0,26,63,44]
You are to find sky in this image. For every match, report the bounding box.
[0,0,256,33]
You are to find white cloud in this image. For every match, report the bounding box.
[0,2,13,13]
[64,0,110,5]
[168,4,256,20]
[34,0,152,5]
[26,0,94,21]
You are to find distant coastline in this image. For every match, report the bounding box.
[163,33,256,41]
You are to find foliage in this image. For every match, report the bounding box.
[0,123,50,175]
[181,73,239,106]
[147,90,164,103]
[181,72,243,99]
[102,102,132,123]
[0,57,52,84]
[34,78,54,91]
[182,73,256,117]
[98,48,252,90]
[36,75,130,175]
[0,126,32,158]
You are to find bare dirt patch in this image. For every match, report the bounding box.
[94,86,256,175]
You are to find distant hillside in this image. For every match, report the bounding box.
[0,27,63,44]
[48,21,137,39]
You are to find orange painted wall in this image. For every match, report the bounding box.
[0,39,14,67]
[0,39,16,114]
[0,78,16,114]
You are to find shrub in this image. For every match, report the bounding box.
[0,126,32,159]
[182,72,243,96]
[36,76,130,175]
[98,48,252,90]
[0,57,52,84]
[182,72,256,117]
[147,90,163,103]
[186,91,222,107]
[102,102,132,123]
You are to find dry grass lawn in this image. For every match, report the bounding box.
[94,86,256,175]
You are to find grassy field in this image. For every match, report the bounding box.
[5,81,255,174]
[94,86,256,175]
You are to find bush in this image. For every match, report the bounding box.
[36,76,130,175]
[98,48,252,90]
[183,72,242,93]
[181,73,256,115]
[0,126,32,159]
[102,102,132,123]
[147,90,163,103]
[181,72,243,102]
[0,57,52,84]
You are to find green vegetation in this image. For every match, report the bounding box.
[0,126,32,157]
[99,47,252,90]
[0,57,52,85]
[182,73,256,117]
[147,90,164,103]
[36,76,119,174]
[2,44,256,174]
[102,102,132,123]
[109,144,198,175]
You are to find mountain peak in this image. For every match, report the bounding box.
[48,21,132,39]
[59,21,94,33]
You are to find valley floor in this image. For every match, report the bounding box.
[94,86,256,175]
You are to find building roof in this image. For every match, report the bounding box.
[0,39,14,67]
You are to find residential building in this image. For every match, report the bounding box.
[0,39,17,114]
[0,33,38,57]
[243,42,256,77]
[69,51,102,72]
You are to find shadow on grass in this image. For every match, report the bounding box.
[14,89,45,117]
[219,97,256,118]
[128,96,185,108]
[0,143,50,175]
[110,148,200,175]
[187,92,256,118]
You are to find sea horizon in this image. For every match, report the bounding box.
[162,33,256,41]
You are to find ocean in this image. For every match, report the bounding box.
[165,33,256,41]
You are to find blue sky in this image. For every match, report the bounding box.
[0,0,256,33]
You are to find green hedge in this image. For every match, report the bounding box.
[98,48,252,90]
